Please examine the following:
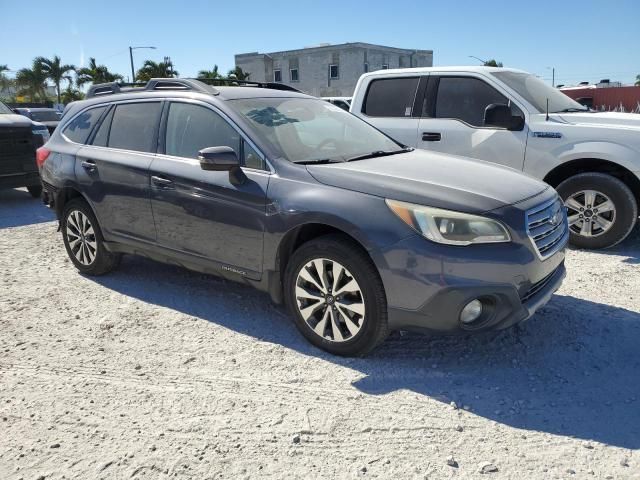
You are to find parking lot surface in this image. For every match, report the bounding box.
[1,188,639,479]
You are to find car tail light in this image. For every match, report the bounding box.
[36,147,51,168]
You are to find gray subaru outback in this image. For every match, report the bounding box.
[39,78,568,356]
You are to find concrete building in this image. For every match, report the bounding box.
[235,42,433,97]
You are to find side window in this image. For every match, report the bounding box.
[434,77,509,127]
[363,77,419,117]
[243,141,265,170]
[91,107,114,147]
[165,102,240,159]
[108,102,162,152]
[63,106,107,144]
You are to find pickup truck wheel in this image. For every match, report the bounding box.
[284,234,389,357]
[27,185,42,198]
[557,172,637,249]
[61,198,121,275]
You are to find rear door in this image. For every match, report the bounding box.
[75,100,161,242]
[148,100,270,278]
[357,76,425,147]
[416,75,529,170]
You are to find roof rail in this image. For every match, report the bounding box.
[85,77,302,99]
[193,77,303,93]
[86,78,218,99]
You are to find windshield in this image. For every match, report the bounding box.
[228,97,400,163]
[492,71,588,113]
[30,110,60,122]
[0,102,13,115]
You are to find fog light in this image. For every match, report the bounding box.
[460,299,483,324]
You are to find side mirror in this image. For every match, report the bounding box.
[198,146,240,171]
[198,146,246,185]
[484,103,525,131]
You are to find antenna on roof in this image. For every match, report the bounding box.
[546,98,549,121]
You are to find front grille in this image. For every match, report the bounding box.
[521,267,560,303]
[526,197,568,260]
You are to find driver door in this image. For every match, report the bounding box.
[148,100,270,279]
[417,75,529,170]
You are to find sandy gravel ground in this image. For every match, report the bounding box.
[1,188,639,480]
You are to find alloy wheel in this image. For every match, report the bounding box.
[66,210,97,266]
[294,258,365,343]
[565,190,616,238]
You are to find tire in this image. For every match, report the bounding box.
[61,198,121,275]
[556,172,638,249]
[284,234,389,357]
[27,185,42,198]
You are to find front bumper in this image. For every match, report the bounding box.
[372,232,567,334]
[387,262,565,333]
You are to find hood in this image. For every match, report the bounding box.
[306,150,549,214]
[0,114,34,128]
[555,111,640,130]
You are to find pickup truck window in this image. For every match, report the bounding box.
[363,77,419,117]
[435,77,509,127]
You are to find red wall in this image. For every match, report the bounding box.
[561,86,640,112]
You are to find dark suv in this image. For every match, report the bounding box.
[0,101,47,197]
[40,78,568,356]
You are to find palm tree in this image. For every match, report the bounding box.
[0,64,13,91]
[198,65,222,79]
[15,60,48,101]
[227,66,250,80]
[483,59,503,67]
[635,74,640,86]
[61,84,84,103]
[35,55,75,105]
[76,57,123,87]
[136,60,178,81]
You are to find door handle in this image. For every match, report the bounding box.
[422,132,441,142]
[81,159,97,171]
[151,175,174,188]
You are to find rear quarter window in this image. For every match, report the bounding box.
[363,77,419,117]
[63,106,107,144]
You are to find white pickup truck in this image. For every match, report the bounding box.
[350,66,640,249]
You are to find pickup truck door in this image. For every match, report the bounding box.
[416,75,528,171]
[357,76,424,148]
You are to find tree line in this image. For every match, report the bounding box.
[0,55,250,104]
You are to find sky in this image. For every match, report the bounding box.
[1,0,638,86]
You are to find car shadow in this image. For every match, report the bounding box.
[90,255,640,450]
[0,188,55,229]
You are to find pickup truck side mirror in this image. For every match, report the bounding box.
[484,103,525,131]
[198,146,246,185]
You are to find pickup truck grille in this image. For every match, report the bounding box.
[526,197,568,260]
[0,126,36,175]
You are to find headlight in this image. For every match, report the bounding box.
[386,199,511,245]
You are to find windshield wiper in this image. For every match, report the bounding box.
[554,108,590,113]
[293,158,343,165]
[346,147,412,162]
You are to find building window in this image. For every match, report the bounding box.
[329,64,339,79]
[381,64,389,70]
[273,69,282,82]
[364,63,369,73]
[290,68,299,82]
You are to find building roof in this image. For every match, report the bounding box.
[236,42,433,58]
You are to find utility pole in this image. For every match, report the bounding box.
[129,46,157,82]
